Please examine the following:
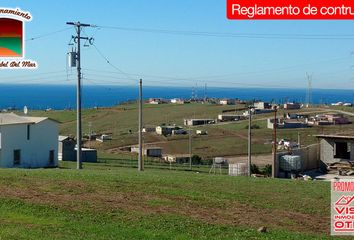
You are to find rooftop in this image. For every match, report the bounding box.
[315,135,354,140]
[0,113,48,126]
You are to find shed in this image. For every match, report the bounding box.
[58,135,76,161]
[80,148,98,163]
[59,135,97,162]
[163,154,190,163]
[131,146,162,157]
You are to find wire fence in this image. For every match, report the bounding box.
[97,157,229,175]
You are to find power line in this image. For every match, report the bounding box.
[92,43,137,81]
[97,25,354,40]
[80,55,349,83]
[26,27,71,41]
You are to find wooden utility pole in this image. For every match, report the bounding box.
[189,125,192,170]
[247,106,253,177]
[138,79,144,171]
[272,106,278,178]
[66,21,93,170]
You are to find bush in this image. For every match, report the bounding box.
[244,124,260,129]
[191,155,202,165]
[250,164,260,174]
[262,164,272,177]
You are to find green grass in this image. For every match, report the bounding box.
[0,165,335,239]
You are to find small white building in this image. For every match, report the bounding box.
[0,113,59,168]
[284,102,301,110]
[131,146,162,157]
[170,98,185,104]
[254,101,271,110]
[219,99,236,105]
[184,119,215,126]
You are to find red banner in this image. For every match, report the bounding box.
[227,0,354,20]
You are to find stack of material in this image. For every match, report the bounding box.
[327,161,354,176]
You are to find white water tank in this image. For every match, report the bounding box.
[279,155,302,171]
[229,163,248,176]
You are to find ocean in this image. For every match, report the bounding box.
[0,84,353,110]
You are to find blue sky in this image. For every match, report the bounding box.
[1,0,354,89]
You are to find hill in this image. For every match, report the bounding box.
[29,103,354,159]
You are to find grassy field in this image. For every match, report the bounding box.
[0,163,336,240]
[29,103,354,158]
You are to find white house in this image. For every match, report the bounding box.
[0,113,59,168]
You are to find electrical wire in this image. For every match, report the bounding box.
[91,43,138,81]
[26,27,71,42]
[96,25,354,40]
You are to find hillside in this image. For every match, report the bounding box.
[0,163,333,239]
[29,103,354,159]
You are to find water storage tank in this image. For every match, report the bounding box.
[229,163,248,176]
[279,155,302,172]
[214,157,226,164]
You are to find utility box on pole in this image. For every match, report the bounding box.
[68,51,77,67]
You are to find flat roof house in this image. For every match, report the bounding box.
[131,146,162,157]
[184,119,215,126]
[267,118,307,129]
[284,102,301,110]
[254,101,271,110]
[0,113,59,168]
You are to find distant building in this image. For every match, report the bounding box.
[170,98,185,104]
[142,126,156,133]
[267,118,307,129]
[96,134,112,142]
[0,113,59,168]
[156,125,183,136]
[163,154,190,163]
[131,146,162,157]
[325,114,350,125]
[243,108,274,116]
[254,101,271,110]
[284,102,301,110]
[286,113,309,120]
[307,114,350,126]
[184,119,215,126]
[196,130,208,135]
[148,98,166,104]
[218,114,243,122]
[219,99,236,105]
[331,102,344,106]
